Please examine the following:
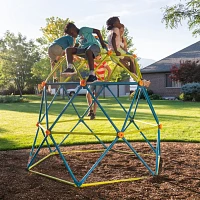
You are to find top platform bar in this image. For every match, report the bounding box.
[46,81,138,86]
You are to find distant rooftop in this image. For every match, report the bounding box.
[141,41,200,73]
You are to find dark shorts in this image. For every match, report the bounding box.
[76,44,100,59]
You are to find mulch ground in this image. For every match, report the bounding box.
[0,142,199,200]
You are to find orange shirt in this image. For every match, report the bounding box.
[94,61,107,81]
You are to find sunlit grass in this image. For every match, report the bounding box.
[0,95,200,150]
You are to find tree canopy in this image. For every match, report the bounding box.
[0,16,137,95]
[162,0,200,36]
[170,60,200,84]
[0,31,41,93]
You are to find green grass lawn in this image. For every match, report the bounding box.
[0,95,200,150]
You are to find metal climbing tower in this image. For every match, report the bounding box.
[27,51,162,187]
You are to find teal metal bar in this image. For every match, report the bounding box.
[133,121,156,153]
[87,88,119,133]
[28,80,161,186]
[123,137,155,175]
[132,87,142,119]
[81,85,104,118]
[27,135,48,168]
[40,128,52,153]
[56,85,107,149]
[49,134,78,185]
[29,127,40,158]
[106,85,128,114]
[40,85,62,123]
[38,89,45,122]
[62,86,81,118]
[121,86,140,132]
[142,87,159,124]
[46,81,138,86]
[79,136,119,187]
[49,87,81,130]
[155,129,161,175]
[122,87,140,132]
[43,86,49,130]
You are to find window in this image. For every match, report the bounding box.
[166,74,182,88]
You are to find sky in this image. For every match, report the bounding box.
[0,0,199,63]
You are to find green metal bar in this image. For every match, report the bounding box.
[29,169,76,187]
[45,57,66,82]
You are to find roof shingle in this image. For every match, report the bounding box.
[141,41,200,73]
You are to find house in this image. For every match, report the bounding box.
[141,41,200,98]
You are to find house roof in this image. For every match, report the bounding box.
[141,41,200,74]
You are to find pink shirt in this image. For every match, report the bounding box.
[107,27,121,50]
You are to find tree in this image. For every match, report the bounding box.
[162,0,200,36]
[32,17,73,81]
[37,17,73,49]
[0,31,41,93]
[31,57,51,81]
[170,60,200,84]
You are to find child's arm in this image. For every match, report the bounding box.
[112,33,121,56]
[93,29,107,49]
[123,37,128,51]
[104,63,112,81]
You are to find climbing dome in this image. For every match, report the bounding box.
[27,51,162,187]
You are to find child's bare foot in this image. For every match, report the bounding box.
[143,79,151,87]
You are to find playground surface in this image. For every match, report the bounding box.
[0,142,199,199]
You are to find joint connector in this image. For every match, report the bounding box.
[158,124,163,129]
[117,132,124,138]
[133,54,137,58]
[41,81,47,87]
[45,129,51,136]
[138,80,144,86]
[107,50,113,56]
[80,79,86,87]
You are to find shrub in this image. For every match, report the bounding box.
[0,96,28,103]
[140,89,154,99]
[178,93,184,100]
[150,94,162,100]
[129,89,162,100]
[181,82,200,101]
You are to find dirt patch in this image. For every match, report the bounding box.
[0,142,200,200]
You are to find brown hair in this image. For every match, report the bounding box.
[106,16,120,30]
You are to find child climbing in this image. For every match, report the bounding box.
[107,17,151,87]
[63,23,107,83]
[106,16,136,74]
[48,34,74,82]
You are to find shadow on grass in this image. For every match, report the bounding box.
[0,95,200,122]
[0,137,18,151]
